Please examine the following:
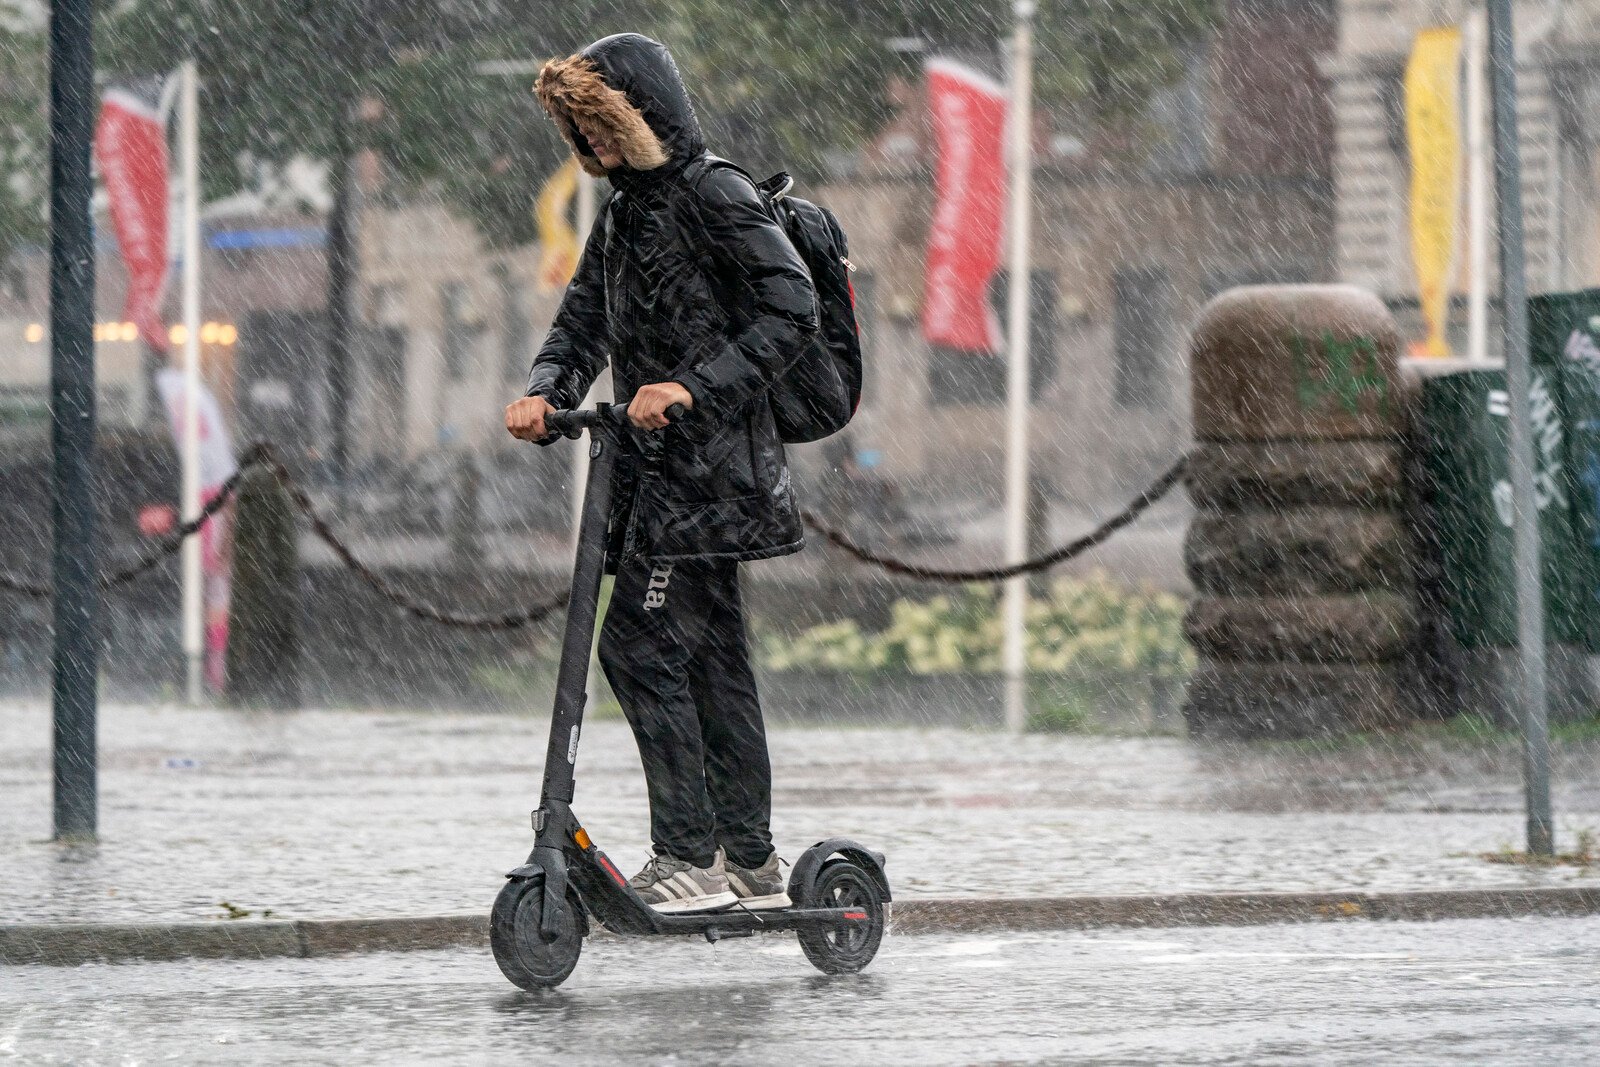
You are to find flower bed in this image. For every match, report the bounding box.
[758,573,1194,732]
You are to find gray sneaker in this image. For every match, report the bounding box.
[628,853,738,913]
[724,851,792,910]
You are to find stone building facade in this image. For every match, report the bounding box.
[1332,0,1600,345]
[0,198,552,475]
[790,0,1339,509]
[355,203,558,461]
[815,170,1331,509]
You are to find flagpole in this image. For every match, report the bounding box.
[179,59,203,705]
[1003,0,1036,734]
[1465,5,1490,363]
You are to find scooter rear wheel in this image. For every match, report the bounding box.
[796,859,885,975]
[490,877,584,990]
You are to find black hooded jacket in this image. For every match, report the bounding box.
[527,33,819,565]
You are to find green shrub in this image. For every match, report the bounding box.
[1024,685,1094,733]
[761,572,1193,684]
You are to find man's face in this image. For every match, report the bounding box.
[574,114,625,170]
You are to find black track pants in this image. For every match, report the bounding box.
[598,556,773,870]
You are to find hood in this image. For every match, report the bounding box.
[535,33,705,180]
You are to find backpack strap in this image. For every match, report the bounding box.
[757,172,796,200]
[680,153,754,193]
[676,155,794,296]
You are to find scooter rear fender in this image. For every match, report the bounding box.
[787,837,891,904]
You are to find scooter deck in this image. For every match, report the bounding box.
[568,848,877,939]
[604,905,877,939]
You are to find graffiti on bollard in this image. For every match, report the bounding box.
[1291,330,1391,418]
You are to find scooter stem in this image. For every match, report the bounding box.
[539,416,618,806]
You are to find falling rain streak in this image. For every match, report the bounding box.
[0,0,1596,1060]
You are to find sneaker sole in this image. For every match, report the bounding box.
[733,892,792,910]
[649,890,739,914]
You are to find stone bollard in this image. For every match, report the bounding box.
[226,465,302,709]
[1182,285,1413,738]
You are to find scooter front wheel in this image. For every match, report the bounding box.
[796,859,886,975]
[490,876,584,990]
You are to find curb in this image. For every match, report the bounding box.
[5,886,1598,967]
[886,885,1600,933]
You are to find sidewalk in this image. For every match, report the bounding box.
[4,700,1599,926]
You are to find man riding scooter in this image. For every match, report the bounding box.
[504,32,818,913]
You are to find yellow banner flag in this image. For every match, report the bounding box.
[535,158,581,294]
[1406,26,1463,358]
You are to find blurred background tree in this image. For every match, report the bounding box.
[651,0,1218,179]
[0,15,47,273]
[0,0,1215,254]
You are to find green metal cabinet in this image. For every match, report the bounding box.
[1418,365,1588,648]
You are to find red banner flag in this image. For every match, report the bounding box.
[922,58,1008,354]
[95,82,171,352]
[155,368,238,693]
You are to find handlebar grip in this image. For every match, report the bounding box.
[542,410,584,440]
[536,400,686,442]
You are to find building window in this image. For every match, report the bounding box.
[1145,43,1211,176]
[927,270,1058,406]
[1112,268,1171,408]
[1379,69,1409,179]
[441,282,469,381]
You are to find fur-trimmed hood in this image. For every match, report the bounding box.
[535,33,705,180]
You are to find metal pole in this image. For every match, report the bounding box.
[1486,0,1554,855]
[179,61,204,705]
[49,0,98,842]
[326,102,354,495]
[1465,5,1490,363]
[1002,0,1035,734]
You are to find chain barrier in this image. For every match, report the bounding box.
[247,445,571,632]
[799,456,1188,583]
[0,443,571,630]
[0,441,1187,622]
[0,458,255,598]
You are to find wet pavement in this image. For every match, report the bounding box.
[3,917,1597,1064]
[3,700,1600,924]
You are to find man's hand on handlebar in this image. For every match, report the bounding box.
[505,395,556,442]
[506,386,691,442]
[628,382,694,430]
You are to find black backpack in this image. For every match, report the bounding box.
[682,156,863,444]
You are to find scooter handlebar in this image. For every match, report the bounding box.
[542,402,687,440]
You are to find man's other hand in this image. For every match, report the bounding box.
[627,382,694,430]
[506,395,556,441]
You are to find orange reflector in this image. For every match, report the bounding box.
[573,828,592,850]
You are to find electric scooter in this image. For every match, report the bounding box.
[491,401,890,990]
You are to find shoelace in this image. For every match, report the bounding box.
[631,853,686,889]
